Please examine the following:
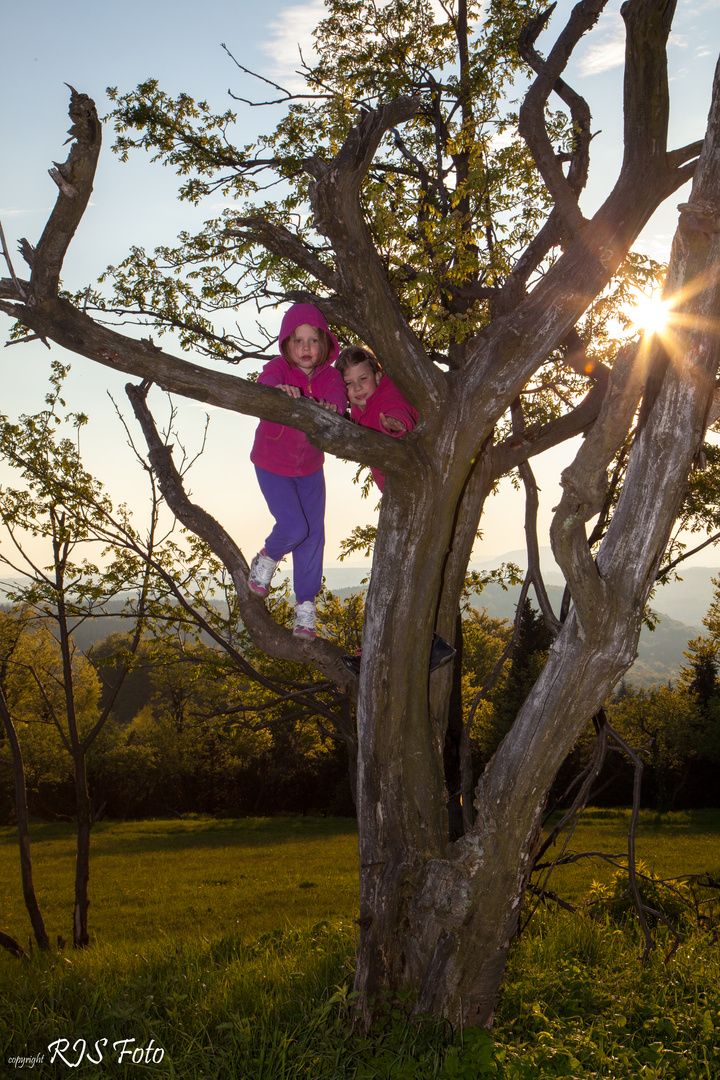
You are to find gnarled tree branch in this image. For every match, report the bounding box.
[305,97,446,410]
[125,381,351,686]
[550,341,644,636]
[518,0,605,239]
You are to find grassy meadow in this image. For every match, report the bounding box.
[0,815,360,947]
[1,810,719,1078]
[536,807,720,901]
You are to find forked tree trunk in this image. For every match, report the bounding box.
[353,61,720,1023]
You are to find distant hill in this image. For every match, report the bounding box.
[5,552,712,687]
[327,552,720,630]
[646,566,719,628]
[327,574,700,688]
[467,548,720,630]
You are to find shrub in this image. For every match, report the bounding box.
[584,860,693,926]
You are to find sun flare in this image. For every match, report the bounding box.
[629,291,671,338]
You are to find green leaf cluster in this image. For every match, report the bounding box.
[99,0,581,361]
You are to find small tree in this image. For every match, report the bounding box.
[488,597,553,746]
[680,636,720,718]
[606,683,699,810]
[0,369,358,944]
[0,608,52,951]
[0,369,155,945]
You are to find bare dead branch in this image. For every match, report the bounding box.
[518,0,605,239]
[550,342,644,637]
[222,42,335,106]
[3,332,51,349]
[0,221,26,300]
[521,461,562,635]
[32,89,101,301]
[491,370,608,479]
[667,140,706,171]
[0,931,27,958]
[48,167,78,199]
[660,530,720,577]
[18,239,35,269]
[522,714,608,930]
[518,2,595,200]
[603,718,655,960]
[125,382,352,686]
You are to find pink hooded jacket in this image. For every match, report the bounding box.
[250,304,347,477]
[349,375,418,492]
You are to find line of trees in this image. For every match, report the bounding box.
[0,616,354,825]
[5,587,720,838]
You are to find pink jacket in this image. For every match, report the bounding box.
[251,305,347,477]
[350,376,418,491]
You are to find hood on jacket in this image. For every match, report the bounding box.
[278,304,340,365]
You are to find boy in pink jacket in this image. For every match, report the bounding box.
[335,346,455,674]
[249,304,347,638]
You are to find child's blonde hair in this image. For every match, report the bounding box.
[336,345,382,375]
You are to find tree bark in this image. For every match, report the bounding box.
[355,53,720,1025]
[72,750,92,948]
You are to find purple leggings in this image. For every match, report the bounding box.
[255,466,325,604]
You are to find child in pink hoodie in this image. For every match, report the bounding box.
[249,304,347,639]
[335,346,418,492]
[335,345,455,676]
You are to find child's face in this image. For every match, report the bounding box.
[343,360,381,410]
[287,324,322,373]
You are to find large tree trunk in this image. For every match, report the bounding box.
[353,56,720,1024]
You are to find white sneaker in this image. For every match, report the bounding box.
[294,601,317,639]
[249,549,278,596]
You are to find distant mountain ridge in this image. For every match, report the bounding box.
[465,548,719,630]
[326,551,717,687]
[5,551,714,688]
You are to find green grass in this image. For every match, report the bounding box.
[1,921,359,1078]
[495,911,720,1080]
[3,916,720,1079]
[3,809,719,948]
[0,815,360,947]
[1,811,720,1078]
[537,808,720,903]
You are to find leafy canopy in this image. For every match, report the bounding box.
[102,0,590,361]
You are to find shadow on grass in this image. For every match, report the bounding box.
[0,816,359,858]
[545,807,720,836]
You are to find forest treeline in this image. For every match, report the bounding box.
[3,583,720,826]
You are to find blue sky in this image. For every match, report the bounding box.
[1,0,719,570]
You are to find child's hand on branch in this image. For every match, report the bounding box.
[380,413,407,434]
[277,384,301,398]
[317,400,339,412]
